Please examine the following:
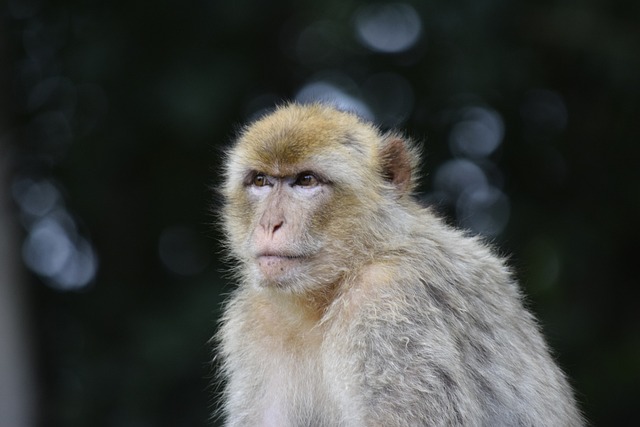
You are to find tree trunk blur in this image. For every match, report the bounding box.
[0,19,37,427]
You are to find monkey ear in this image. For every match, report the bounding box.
[380,136,414,195]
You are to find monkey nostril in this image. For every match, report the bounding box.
[272,222,283,233]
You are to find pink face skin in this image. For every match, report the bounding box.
[246,171,329,287]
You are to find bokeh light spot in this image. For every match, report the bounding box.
[27,76,77,117]
[295,79,373,120]
[362,72,414,126]
[12,178,60,218]
[13,178,98,290]
[354,3,422,53]
[21,214,97,291]
[22,217,73,277]
[434,159,488,198]
[449,106,504,158]
[457,185,510,237]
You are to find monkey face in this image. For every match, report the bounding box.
[243,170,334,289]
[221,103,413,292]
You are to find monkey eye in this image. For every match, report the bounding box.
[252,173,269,187]
[294,173,319,187]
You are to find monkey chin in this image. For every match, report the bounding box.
[256,255,306,287]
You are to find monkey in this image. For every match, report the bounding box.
[215,103,583,426]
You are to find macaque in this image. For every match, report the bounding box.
[215,103,583,426]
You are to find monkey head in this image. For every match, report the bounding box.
[221,103,419,292]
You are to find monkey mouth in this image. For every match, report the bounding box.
[256,251,307,260]
[256,254,306,266]
[258,254,304,259]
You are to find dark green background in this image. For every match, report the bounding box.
[2,0,639,425]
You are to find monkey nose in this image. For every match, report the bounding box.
[260,220,283,235]
[271,221,283,234]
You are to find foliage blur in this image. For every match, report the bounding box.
[1,0,639,425]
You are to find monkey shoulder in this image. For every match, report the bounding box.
[327,223,583,425]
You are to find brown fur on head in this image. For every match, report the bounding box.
[221,103,421,293]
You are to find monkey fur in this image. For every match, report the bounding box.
[216,103,583,426]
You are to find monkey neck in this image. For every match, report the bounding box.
[260,278,344,328]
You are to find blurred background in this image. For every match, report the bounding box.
[1,0,638,425]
